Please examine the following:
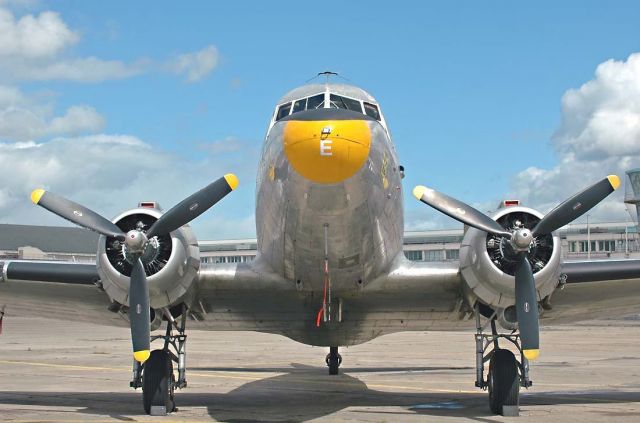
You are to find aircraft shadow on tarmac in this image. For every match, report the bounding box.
[1,366,639,422]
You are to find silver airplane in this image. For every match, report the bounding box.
[2,80,640,416]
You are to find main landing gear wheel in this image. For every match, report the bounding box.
[142,349,175,415]
[488,348,519,414]
[326,346,342,375]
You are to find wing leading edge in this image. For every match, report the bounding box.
[561,259,640,283]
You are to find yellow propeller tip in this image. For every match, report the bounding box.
[412,185,427,201]
[607,175,620,190]
[224,173,239,191]
[133,350,150,363]
[30,188,45,205]
[523,349,540,361]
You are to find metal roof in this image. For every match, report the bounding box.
[0,224,99,254]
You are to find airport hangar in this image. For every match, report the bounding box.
[2,207,638,266]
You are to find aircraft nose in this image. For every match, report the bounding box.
[281,108,373,184]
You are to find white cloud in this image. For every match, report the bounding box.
[48,105,105,134]
[0,7,78,58]
[168,45,218,82]
[0,6,216,83]
[0,84,27,106]
[0,5,148,83]
[0,87,106,141]
[0,106,44,140]
[8,56,150,83]
[508,53,640,223]
[0,133,259,239]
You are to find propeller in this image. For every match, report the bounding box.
[412,175,620,360]
[31,173,238,362]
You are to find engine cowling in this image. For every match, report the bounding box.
[459,206,561,319]
[96,207,200,310]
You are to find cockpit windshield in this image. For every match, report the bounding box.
[305,94,325,110]
[274,92,382,122]
[276,94,325,122]
[329,94,362,113]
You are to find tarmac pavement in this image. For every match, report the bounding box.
[0,316,639,422]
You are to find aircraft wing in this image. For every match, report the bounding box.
[540,259,640,324]
[2,255,639,334]
[356,256,640,333]
[0,258,294,329]
[0,259,126,327]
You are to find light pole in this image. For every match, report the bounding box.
[587,214,591,259]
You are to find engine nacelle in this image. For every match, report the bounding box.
[96,207,200,309]
[459,206,561,311]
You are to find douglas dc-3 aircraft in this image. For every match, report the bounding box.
[2,80,640,416]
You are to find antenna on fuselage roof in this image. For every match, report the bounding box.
[305,71,351,84]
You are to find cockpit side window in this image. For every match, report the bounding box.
[276,102,292,121]
[306,94,325,110]
[330,94,363,113]
[292,98,306,114]
[363,102,381,121]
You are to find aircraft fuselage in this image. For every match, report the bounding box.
[256,84,404,294]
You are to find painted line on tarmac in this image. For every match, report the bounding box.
[2,360,619,396]
[0,359,277,382]
[0,360,268,380]
[0,359,478,394]
[0,359,119,372]
[366,383,479,394]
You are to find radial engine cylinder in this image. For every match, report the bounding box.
[459,206,561,310]
[96,208,200,309]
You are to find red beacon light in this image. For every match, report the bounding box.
[502,200,520,208]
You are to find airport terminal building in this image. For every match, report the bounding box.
[1,221,639,264]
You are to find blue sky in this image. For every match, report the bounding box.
[2,1,640,238]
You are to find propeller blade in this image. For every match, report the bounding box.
[30,189,125,240]
[412,186,511,237]
[146,174,238,239]
[129,258,150,363]
[515,253,540,360]
[532,175,620,237]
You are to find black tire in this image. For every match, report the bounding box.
[488,348,519,415]
[328,359,339,375]
[142,350,175,414]
[326,348,341,375]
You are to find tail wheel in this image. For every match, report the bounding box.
[142,350,175,414]
[488,348,519,414]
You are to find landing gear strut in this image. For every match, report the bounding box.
[474,304,532,416]
[325,346,342,375]
[130,305,188,415]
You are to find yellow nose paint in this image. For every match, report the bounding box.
[283,119,371,184]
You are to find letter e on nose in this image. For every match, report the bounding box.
[320,140,332,156]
